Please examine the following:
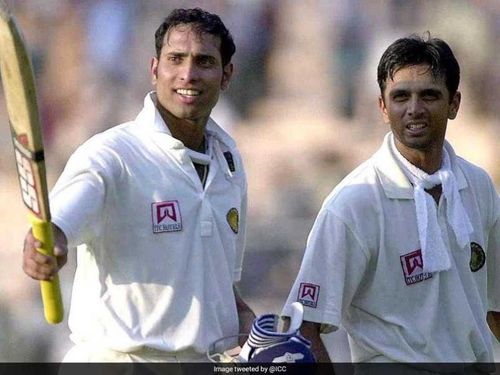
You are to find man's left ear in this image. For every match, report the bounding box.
[448,91,461,120]
[378,95,390,124]
[221,63,234,91]
[150,57,159,85]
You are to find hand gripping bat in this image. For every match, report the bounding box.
[0,1,63,324]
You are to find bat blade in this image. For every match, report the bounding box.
[0,1,63,324]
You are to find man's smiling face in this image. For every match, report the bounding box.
[379,64,461,162]
[151,24,232,127]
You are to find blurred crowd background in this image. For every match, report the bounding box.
[0,0,498,362]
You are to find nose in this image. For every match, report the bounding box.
[407,97,425,117]
[180,60,200,82]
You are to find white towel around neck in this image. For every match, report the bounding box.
[389,134,473,273]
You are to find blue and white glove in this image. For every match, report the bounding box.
[238,302,315,363]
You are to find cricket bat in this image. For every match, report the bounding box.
[0,1,63,324]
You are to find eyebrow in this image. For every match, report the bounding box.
[420,88,443,96]
[164,51,187,57]
[388,87,444,97]
[389,88,409,96]
[164,47,214,56]
[164,51,218,60]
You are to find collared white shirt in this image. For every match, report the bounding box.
[282,133,500,363]
[50,93,247,354]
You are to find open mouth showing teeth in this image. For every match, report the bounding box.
[176,89,200,96]
[407,123,426,130]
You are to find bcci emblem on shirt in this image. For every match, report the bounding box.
[151,200,182,233]
[470,242,486,272]
[400,249,432,286]
[226,208,239,234]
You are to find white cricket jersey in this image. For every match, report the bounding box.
[282,133,500,362]
[50,93,247,355]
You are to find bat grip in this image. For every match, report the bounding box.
[29,215,64,324]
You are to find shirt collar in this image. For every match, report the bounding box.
[135,92,236,149]
[373,132,468,199]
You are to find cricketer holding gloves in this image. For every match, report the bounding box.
[282,34,500,369]
[22,8,255,362]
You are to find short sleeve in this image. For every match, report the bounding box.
[49,139,122,248]
[281,208,370,331]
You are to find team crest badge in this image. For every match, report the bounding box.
[151,200,182,233]
[227,208,239,234]
[470,242,485,272]
[298,283,320,308]
[400,249,432,286]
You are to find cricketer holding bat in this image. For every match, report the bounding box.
[22,8,255,362]
[282,34,500,367]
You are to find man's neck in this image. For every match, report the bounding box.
[426,185,442,204]
[153,95,207,151]
[395,142,443,175]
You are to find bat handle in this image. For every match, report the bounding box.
[30,215,64,324]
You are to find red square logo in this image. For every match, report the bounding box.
[151,200,182,233]
[298,283,320,308]
[400,249,432,285]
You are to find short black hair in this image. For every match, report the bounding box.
[155,8,236,67]
[377,34,460,100]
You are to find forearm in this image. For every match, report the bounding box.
[487,311,500,341]
[233,286,256,334]
[300,321,332,363]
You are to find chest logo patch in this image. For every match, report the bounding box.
[470,242,485,272]
[297,283,320,308]
[151,200,182,233]
[400,249,432,286]
[227,208,239,234]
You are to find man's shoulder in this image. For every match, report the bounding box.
[454,155,497,197]
[455,155,492,181]
[454,155,499,224]
[63,121,138,176]
[76,121,138,154]
[322,158,381,212]
[206,117,237,149]
[206,118,246,176]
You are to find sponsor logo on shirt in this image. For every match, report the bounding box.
[298,283,320,308]
[469,242,485,272]
[400,249,432,285]
[151,200,182,233]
